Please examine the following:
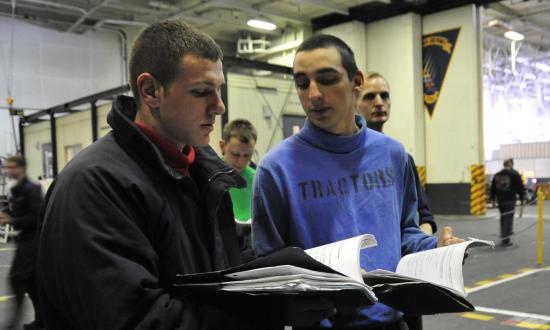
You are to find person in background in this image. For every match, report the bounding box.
[36,19,332,330]
[0,155,43,330]
[490,158,525,247]
[253,34,463,329]
[356,72,437,236]
[220,119,257,252]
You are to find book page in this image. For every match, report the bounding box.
[395,238,494,296]
[305,234,377,282]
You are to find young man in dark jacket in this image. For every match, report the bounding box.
[37,20,332,330]
[490,158,525,246]
[0,155,44,330]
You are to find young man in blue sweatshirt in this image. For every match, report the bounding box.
[252,35,463,329]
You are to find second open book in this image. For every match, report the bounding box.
[174,234,494,315]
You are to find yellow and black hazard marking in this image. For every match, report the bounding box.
[416,165,426,190]
[470,164,486,215]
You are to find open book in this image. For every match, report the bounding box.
[174,235,379,311]
[362,238,494,314]
[173,235,493,315]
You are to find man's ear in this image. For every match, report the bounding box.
[352,70,364,96]
[219,139,226,154]
[137,73,163,109]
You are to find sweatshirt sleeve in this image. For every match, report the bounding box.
[252,165,289,257]
[38,168,279,330]
[400,155,437,255]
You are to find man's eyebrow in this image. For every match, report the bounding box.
[315,68,339,75]
[189,80,226,87]
[293,68,339,79]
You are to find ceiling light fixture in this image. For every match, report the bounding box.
[247,17,276,31]
[504,30,524,41]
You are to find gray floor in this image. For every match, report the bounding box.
[424,201,550,329]
[0,202,549,329]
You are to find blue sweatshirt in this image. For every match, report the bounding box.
[252,115,437,328]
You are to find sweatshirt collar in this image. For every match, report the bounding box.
[297,114,367,154]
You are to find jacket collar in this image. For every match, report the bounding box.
[107,95,245,189]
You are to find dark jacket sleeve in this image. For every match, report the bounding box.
[38,168,281,330]
[514,170,526,202]
[9,182,43,231]
[407,155,436,233]
[489,175,497,201]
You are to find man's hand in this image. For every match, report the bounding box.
[282,297,336,327]
[0,212,11,225]
[437,226,464,247]
[419,223,433,236]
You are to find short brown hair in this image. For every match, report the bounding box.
[129,20,223,105]
[222,119,257,144]
[364,72,390,89]
[7,155,26,168]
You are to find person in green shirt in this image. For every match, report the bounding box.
[220,119,257,250]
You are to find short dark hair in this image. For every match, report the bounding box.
[129,20,223,105]
[7,155,26,168]
[504,158,514,168]
[296,34,358,81]
[222,119,257,144]
[365,72,390,89]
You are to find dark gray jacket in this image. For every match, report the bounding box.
[37,96,281,330]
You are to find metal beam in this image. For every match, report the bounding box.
[66,0,109,33]
[49,111,58,177]
[18,121,25,156]
[176,0,310,26]
[19,0,86,16]
[24,85,129,124]
[91,101,98,142]
[294,0,348,15]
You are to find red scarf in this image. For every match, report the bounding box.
[136,123,195,176]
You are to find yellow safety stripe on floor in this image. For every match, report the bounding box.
[470,164,486,215]
[461,312,494,321]
[416,165,426,189]
[0,295,14,302]
[474,279,495,286]
[0,247,15,252]
[503,320,550,330]
[466,267,550,294]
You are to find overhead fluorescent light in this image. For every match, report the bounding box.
[247,18,277,31]
[524,73,536,80]
[504,30,524,41]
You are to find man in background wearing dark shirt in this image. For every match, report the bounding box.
[490,158,525,247]
[0,155,43,330]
